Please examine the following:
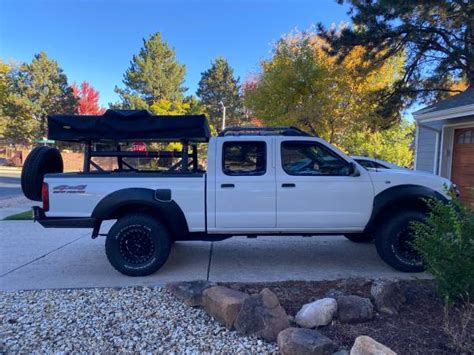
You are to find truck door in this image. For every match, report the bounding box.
[276,138,373,230]
[215,137,276,229]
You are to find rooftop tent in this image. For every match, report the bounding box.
[47,109,211,142]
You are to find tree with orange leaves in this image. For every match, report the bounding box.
[243,29,404,145]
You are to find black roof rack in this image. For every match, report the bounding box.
[218,126,313,137]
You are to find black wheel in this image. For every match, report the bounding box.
[375,210,426,272]
[21,146,63,201]
[344,233,373,243]
[105,213,172,276]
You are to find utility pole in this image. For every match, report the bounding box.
[219,100,226,130]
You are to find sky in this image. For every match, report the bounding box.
[0,0,350,107]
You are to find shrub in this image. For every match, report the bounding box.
[412,197,474,304]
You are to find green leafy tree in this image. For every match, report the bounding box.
[4,52,76,142]
[197,57,244,131]
[318,0,473,105]
[0,60,11,137]
[244,31,404,144]
[342,120,415,167]
[149,96,205,116]
[115,33,186,109]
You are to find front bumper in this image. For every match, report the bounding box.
[33,206,97,228]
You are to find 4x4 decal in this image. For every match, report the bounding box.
[53,185,87,194]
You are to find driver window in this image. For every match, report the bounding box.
[281,141,351,176]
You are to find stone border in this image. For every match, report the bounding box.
[166,280,403,354]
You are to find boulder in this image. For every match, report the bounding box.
[370,281,406,315]
[325,289,345,300]
[336,295,374,323]
[202,286,249,329]
[278,327,336,355]
[295,298,338,328]
[333,350,349,355]
[350,336,396,355]
[234,288,290,341]
[165,280,216,307]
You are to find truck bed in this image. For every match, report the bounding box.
[44,172,206,232]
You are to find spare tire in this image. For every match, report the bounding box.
[21,146,63,201]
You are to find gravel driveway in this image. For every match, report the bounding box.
[0,287,278,353]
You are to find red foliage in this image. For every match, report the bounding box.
[242,77,258,92]
[72,81,106,115]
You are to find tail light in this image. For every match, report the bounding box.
[42,183,49,211]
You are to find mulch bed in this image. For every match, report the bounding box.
[221,279,473,354]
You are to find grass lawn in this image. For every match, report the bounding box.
[3,210,32,220]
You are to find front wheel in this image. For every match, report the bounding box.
[375,210,426,273]
[105,213,172,276]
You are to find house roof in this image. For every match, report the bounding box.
[413,88,474,121]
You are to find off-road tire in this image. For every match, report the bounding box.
[105,213,172,276]
[344,233,373,243]
[375,210,426,272]
[21,146,63,201]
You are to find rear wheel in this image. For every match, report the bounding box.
[344,233,373,243]
[105,213,172,276]
[375,210,426,272]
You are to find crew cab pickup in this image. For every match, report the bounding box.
[22,110,452,276]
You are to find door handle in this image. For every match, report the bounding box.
[281,183,296,188]
[221,183,235,188]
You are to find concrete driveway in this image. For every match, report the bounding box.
[0,220,429,291]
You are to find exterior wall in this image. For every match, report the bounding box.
[415,120,444,173]
[0,145,115,172]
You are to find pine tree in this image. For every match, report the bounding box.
[9,52,76,139]
[197,57,244,131]
[115,33,186,109]
[318,0,473,105]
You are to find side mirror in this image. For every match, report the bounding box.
[348,162,359,176]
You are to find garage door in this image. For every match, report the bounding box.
[452,127,474,208]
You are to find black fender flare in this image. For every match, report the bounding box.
[365,184,448,233]
[92,188,189,238]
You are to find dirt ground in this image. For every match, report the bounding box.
[221,279,473,355]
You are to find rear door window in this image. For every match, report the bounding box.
[222,141,266,176]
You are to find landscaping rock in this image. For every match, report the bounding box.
[295,298,338,328]
[278,327,336,355]
[350,336,396,355]
[165,280,216,307]
[325,289,345,300]
[336,295,374,323]
[234,288,290,341]
[370,280,406,315]
[202,286,249,329]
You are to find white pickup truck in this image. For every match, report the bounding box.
[22,110,452,276]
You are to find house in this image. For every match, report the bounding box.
[413,88,474,207]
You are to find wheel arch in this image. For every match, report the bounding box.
[365,184,448,234]
[92,188,189,239]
